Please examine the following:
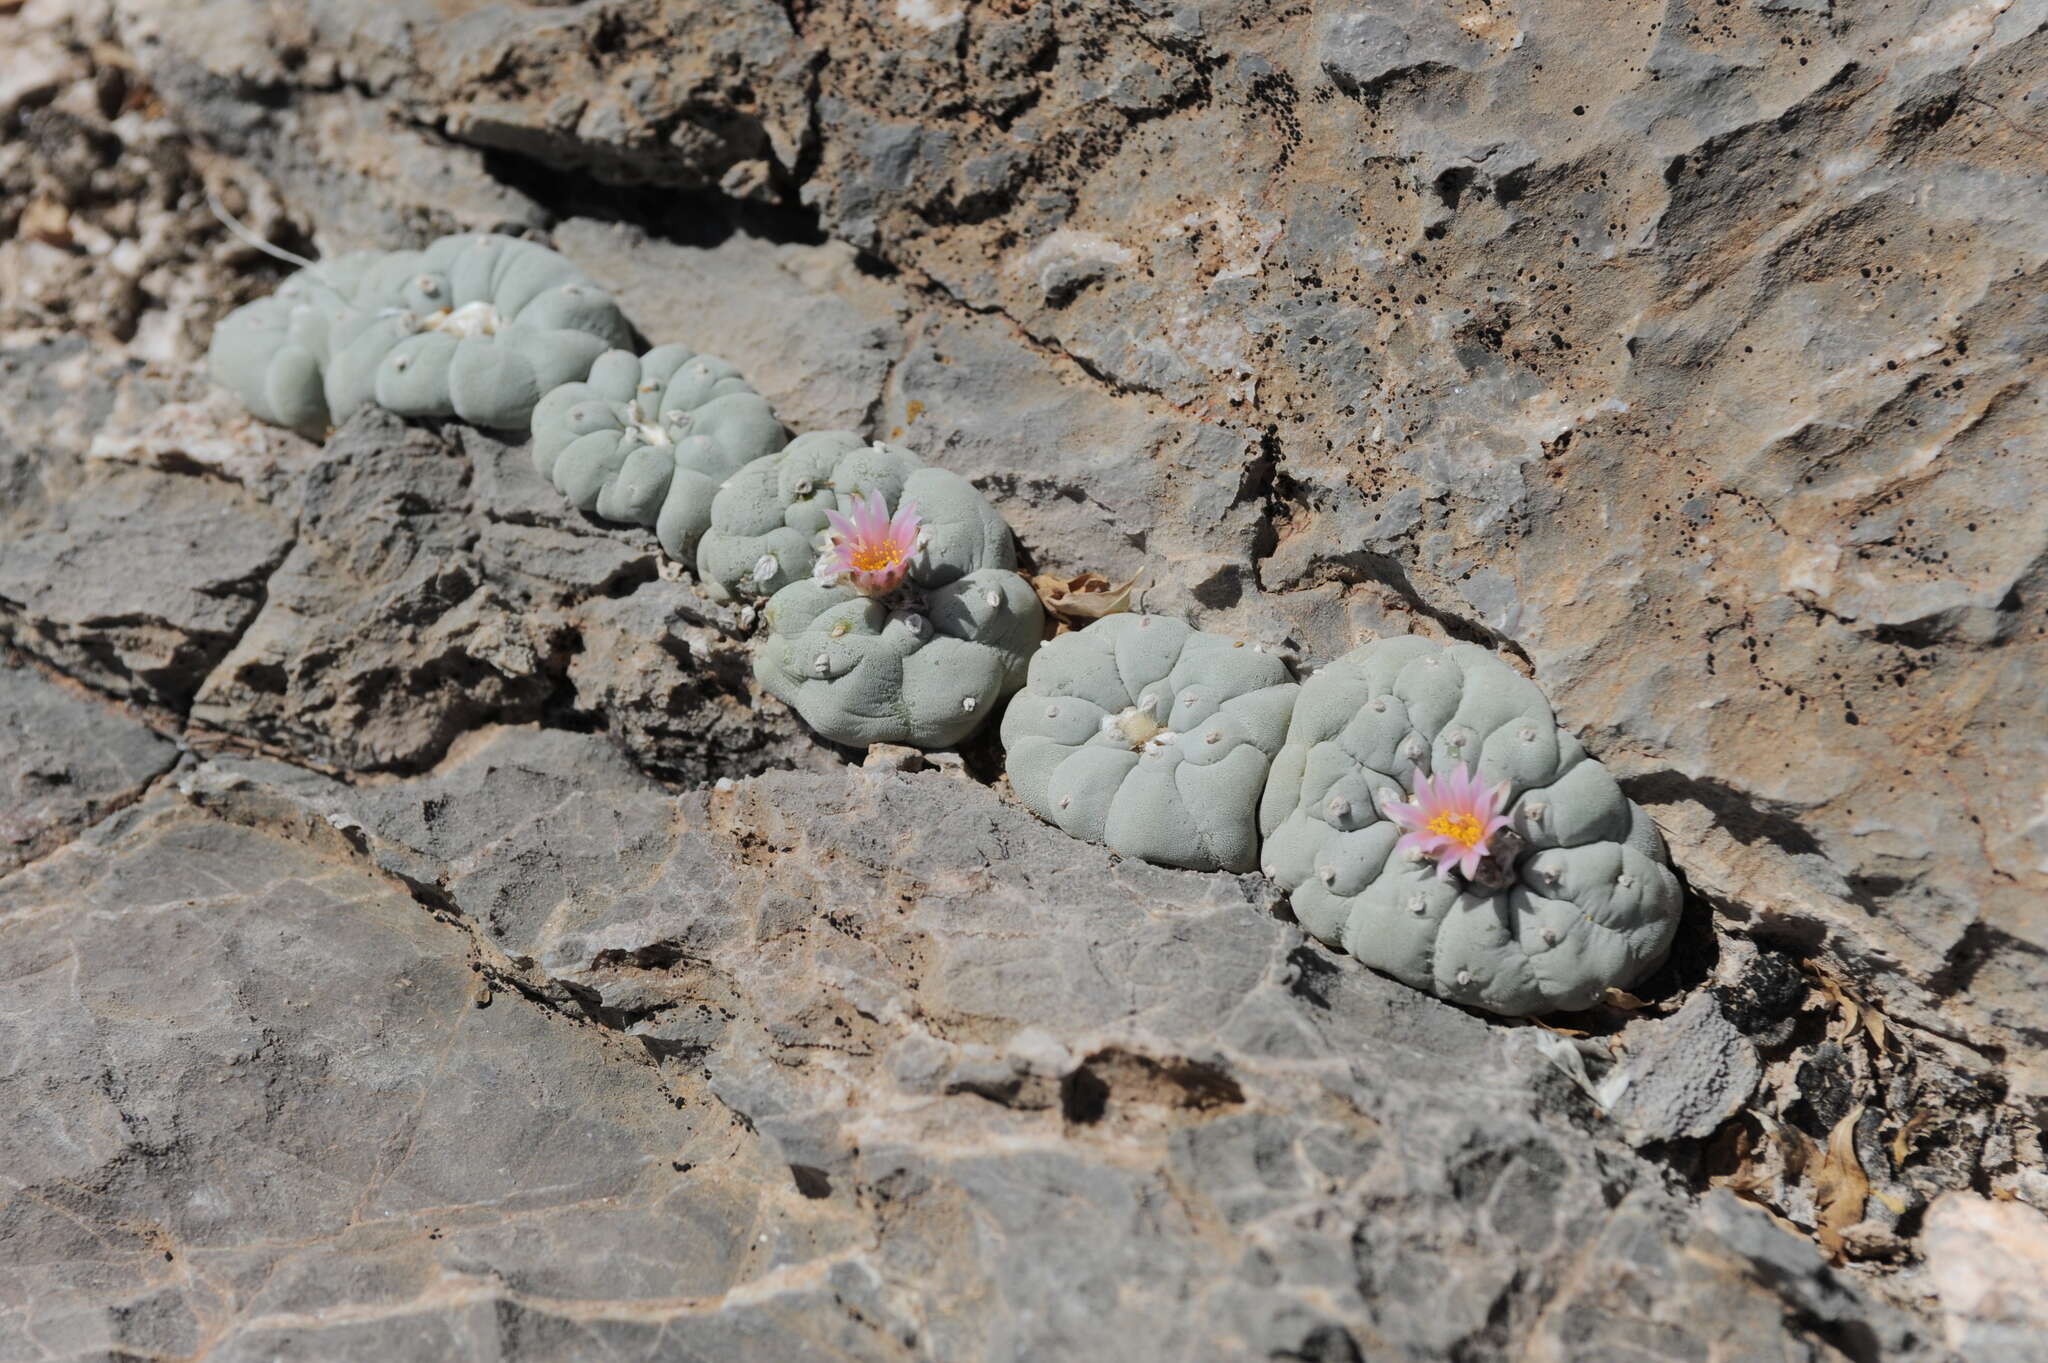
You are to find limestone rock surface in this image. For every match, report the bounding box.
[0,0,2042,1357]
[0,662,175,873]
[106,0,2048,1089]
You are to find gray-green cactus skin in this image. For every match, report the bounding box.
[744,437,1038,748]
[205,253,380,437]
[208,235,632,435]
[754,568,1043,750]
[1000,615,1298,873]
[529,346,787,559]
[1257,634,1681,1017]
[322,235,632,429]
[695,432,1014,601]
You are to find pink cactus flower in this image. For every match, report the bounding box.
[1384,762,1513,883]
[814,490,924,595]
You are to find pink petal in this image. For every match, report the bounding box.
[1453,763,1482,806]
[823,506,857,542]
[843,493,875,537]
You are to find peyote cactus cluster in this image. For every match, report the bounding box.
[1254,635,1682,1015]
[209,231,1683,1017]
[209,234,1042,755]
[209,234,633,436]
[1001,625,1680,1013]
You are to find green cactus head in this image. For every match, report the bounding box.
[530,345,787,560]
[1000,614,1299,872]
[208,234,632,436]
[1257,634,1682,1016]
[695,433,1014,601]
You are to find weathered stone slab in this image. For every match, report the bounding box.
[112,0,2048,1085]
[0,793,874,1361]
[0,460,294,710]
[0,662,176,873]
[188,411,825,780]
[174,730,1933,1361]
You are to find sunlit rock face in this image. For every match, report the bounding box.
[1,0,2043,1356]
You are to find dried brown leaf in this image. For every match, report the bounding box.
[1816,974,1860,1043]
[1032,572,1139,632]
[1814,1103,1870,1262]
[1601,987,1652,1011]
[1891,1109,1933,1169]
[1811,967,1893,1056]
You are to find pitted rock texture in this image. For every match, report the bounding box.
[0,457,294,709]
[2,0,2045,1357]
[106,0,2048,1098]
[144,730,1939,1362]
[0,662,175,873]
[0,794,871,1362]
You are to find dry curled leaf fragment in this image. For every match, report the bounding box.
[1813,968,1892,1055]
[1891,1109,1933,1169]
[1031,571,1139,630]
[1814,1103,1870,1262]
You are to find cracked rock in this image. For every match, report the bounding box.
[0,660,176,872]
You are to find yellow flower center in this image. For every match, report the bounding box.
[1427,811,1484,847]
[849,540,906,573]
